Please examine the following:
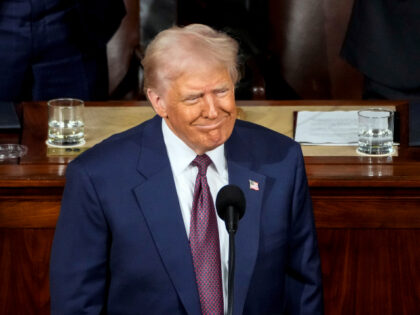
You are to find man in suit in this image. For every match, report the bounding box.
[341,0,420,100]
[50,24,323,314]
[0,0,125,102]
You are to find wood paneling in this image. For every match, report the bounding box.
[318,230,420,315]
[312,195,420,229]
[0,197,60,228]
[0,229,54,315]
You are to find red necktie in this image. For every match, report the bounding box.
[190,154,224,315]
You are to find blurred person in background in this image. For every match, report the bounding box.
[0,0,125,102]
[341,0,420,100]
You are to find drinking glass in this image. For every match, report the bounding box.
[357,108,394,155]
[47,98,85,146]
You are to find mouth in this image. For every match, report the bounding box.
[194,115,229,131]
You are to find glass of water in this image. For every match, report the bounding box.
[357,108,394,155]
[47,98,85,146]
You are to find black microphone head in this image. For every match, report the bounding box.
[216,184,246,221]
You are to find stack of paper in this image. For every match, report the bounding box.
[294,111,359,145]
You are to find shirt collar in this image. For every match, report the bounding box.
[162,119,226,176]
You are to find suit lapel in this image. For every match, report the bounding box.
[133,116,201,315]
[226,126,266,315]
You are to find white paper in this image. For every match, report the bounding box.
[294,111,359,145]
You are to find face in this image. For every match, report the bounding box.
[148,62,237,155]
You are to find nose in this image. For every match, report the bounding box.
[202,94,218,119]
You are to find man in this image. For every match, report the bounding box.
[50,24,323,314]
[341,0,420,100]
[0,0,125,102]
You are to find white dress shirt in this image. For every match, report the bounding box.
[162,119,229,313]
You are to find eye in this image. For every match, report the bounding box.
[183,94,201,104]
[215,88,229,96]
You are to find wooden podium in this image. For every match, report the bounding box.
[1,100,419,315]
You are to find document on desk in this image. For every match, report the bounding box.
[294,111,359,145]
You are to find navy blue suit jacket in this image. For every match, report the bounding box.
[50,115,323,314]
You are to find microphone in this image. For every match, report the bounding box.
[216,184,246,234]
[216,185,246,315]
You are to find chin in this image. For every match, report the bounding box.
[195,128,232,152]
[207,136,227,150]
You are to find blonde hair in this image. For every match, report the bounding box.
[142,24,240,94]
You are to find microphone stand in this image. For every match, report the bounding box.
[226,206,239,315]
[216,186,246,315]
[227,230,235,315]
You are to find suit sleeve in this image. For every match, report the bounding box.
[284,144,324,314]
[50,159,109,315]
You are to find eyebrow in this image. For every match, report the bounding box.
[213,86,230,93]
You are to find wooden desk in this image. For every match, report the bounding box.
[1,100,420,315]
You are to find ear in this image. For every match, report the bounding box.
[147,88,168,118]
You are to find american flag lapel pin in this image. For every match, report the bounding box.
[249,179,259,191]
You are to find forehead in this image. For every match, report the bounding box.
[162,55,232,94]
[179,66,232,89]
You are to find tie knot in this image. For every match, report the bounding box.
[192,154,212,176]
